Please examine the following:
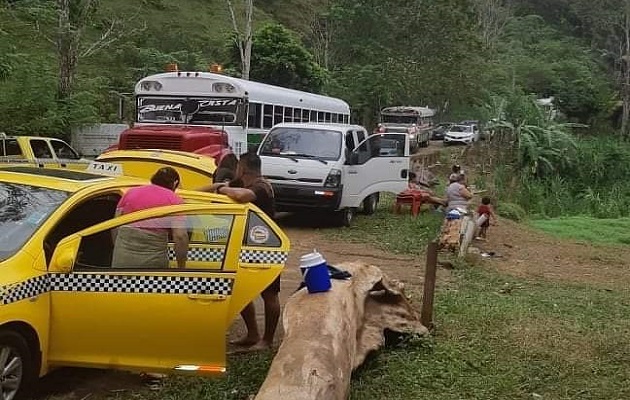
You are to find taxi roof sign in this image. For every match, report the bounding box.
[87,161,124,176]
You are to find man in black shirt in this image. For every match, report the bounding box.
[200,151,279,350]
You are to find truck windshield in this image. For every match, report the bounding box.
[0,182,68,262]
[137,96,244,125]
[259,128,342,161]
[381,115,418,125]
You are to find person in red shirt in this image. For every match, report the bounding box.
[476,196,497,240]
[407,172,446,207]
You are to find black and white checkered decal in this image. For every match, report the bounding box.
[0,275,49,305]
[168,247,225,262]
[240,250,289,264]
[1,273,234,305]
[166,247,289,265]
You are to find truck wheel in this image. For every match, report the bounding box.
[362,194,378,215]
[0,330,36,400]
[337,208,354,227]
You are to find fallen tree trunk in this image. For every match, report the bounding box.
[255,262,428,400]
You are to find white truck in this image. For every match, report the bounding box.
[258,123,410,226]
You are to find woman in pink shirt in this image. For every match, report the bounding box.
[112,167,189,269]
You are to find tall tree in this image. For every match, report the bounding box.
[226,0,254,80]
[571,0,630,134]
[472,0,513,51]
[232,23,326,92]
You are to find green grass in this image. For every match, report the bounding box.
[350,267,630,399]
[530,216,630,246]
[329,194,445,256]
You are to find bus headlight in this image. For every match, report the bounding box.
[324,169,341,188]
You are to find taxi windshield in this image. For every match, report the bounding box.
[0,182,68,262]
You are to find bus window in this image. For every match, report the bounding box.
[248,102,262,129]
[325,112,332,123]
[293,108,301,122]
[274,106,284,125]
[332,114,339,123]
[343,115,350,124]
[263,104,273,128]
[309,110,317,122]
[301,109,310,122]
[317,111,325,122]
[284,107,293,123]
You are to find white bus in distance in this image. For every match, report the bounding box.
[135,71,351,155]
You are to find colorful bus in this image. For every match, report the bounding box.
[134,71,351,155]
[379,106,435,151]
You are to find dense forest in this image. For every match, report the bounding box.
[1,0,630,217]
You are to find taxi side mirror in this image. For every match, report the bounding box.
[50,236,80,273]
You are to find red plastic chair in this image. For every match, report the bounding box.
[394,190,425,216]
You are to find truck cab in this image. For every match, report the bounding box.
[104,125,233,162]
[0,135,90,170]
[258,123,410,226]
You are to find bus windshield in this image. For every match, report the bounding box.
[381,115,418,125]
[137,96,244,125]
[259,128,342,161]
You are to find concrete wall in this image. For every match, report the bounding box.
[71,124,129,156]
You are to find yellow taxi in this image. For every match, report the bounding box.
[0,135,91,170]
[0,165,289,400]
[94,149,217,189]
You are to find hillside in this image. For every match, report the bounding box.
[0,0,620,136]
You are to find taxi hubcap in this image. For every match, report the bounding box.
[0,346,22,400]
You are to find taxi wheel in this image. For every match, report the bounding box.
[0,331,35,400]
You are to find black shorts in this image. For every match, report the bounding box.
[262,276,281,295]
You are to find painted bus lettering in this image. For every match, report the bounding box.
[138,104,183,113]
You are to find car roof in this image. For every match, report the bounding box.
[272,123,365,131]
[0,166,146,192]
[0,136,64,141]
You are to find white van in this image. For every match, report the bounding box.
[258,123,410,226]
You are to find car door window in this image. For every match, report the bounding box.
[50,140,80,160]
[0,139,22,157]
[44,193,121,265]
[344,131,355,159]
[243,211,281,247]
[30,139,53,158]
[74,210,235,271]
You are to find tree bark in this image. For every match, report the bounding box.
[622,2,630,136]
[226,0,253,80]
[57,0,78,102]
[255,262,428,400]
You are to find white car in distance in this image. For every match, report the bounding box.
[443,124,480,145]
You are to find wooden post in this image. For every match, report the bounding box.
[421,241,438,330]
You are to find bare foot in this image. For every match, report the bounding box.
[248,341,272,351]
[229,336,259,347]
